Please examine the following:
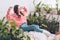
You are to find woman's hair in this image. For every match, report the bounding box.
[14,5,20,17]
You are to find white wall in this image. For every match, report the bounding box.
[0,0,35,19]
[0,0,60,19]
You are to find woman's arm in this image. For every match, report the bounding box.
[6,7,12,20]
[21,6,27,16]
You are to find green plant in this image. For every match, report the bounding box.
[42,4,52,13]
[27,0,59,34]
[0,17,30,40]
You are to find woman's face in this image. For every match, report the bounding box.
[18,6,21,15]
[18,6,21,13]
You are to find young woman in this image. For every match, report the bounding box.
[6,5,51,36]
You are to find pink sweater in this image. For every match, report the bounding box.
[6,7,27,27]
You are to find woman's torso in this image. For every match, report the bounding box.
[10,13,27,27]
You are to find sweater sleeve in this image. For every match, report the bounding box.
[21,6,27,16]
[6,7,12,20]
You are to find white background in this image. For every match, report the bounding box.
[0,0,60,19]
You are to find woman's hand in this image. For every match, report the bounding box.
[7,7,13,11]
[9,7,13,9]
[8,7,13,10]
